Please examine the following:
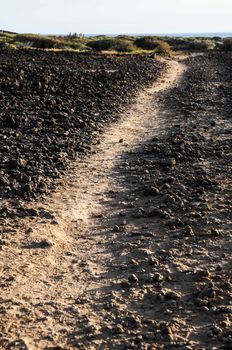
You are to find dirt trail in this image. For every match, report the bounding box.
[0,59,185,349]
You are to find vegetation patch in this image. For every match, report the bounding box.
[0,30,225,54]
[220,38,232,51]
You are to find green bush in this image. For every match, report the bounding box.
[87,39,115,51]
[0,36,9,44]
[61,39,88,50]
[165,37,214,52]
[92,35,109,40]
[116,35,135,41]
[134,37,172,55]
[154,41,171,55]
[114,40,134,52]
[0,42,16,50]
[13,34,63,49]
[189,40,213,51]
[134,36,161,50]
[220,38,232,52]
[87,38,135,52]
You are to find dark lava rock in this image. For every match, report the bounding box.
[0,50,165,223]
[128,274,139,284]
[143,186,160,196]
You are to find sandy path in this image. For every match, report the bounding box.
[0,58,185,349]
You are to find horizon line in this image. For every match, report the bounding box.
[1,29,232,36]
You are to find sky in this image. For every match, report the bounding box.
[1,0,232,35]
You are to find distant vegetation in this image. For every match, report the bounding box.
[220,38,232,51]
[0,30,227,55]
[87,38,135,52]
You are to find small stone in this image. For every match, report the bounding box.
[164,289,181,300]
[195,298,208,307]
[0,175,10,186]
[163,183,171,190]
[128,274,139,284]
[17,159,27,167]
[7,339,29,350]
[148,257,159,266]
[146,272,164,283]
[112,225,120,232]
[39,238,54,248]
[211,228,220,236]
[143,186,160,196]
[120,280,131,288]
[184,225,194,236]
[129,259,139,266]
[194,269,211,279]
[160,158,176,168]
[112,324,124,334]
[132,208,145,218]
[26,208,39,217]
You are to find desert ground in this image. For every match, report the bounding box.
[0,51,231,349]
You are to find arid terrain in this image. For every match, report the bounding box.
[0,51,231,350]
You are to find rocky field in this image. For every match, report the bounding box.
[0,52,231,349]
[91,53,232,349]
[0,50,165,231]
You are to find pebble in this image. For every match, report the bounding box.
[112,324,124,334]
[146,272,164,283]
[39,238,54,248]
[148,257,159,266]
[128,274,139,284]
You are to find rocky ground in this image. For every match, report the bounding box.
[0,50,165,232]
[86,53,232,349]
[0,53,231,350]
